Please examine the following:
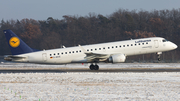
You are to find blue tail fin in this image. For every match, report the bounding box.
[3,29,34,55]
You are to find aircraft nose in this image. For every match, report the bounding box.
[172,43,178,49]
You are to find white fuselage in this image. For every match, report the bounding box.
[13,37,177,64]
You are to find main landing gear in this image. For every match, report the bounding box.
[89,63,99,70]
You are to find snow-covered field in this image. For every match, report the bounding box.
[0,63,180,100]
[0,72,180,100]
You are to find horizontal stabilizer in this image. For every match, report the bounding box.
[4,55,27,61]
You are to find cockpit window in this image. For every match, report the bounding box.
[162,39,168,42]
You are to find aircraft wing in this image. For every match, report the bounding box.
[78,45,110,62]
[84,52,110,62]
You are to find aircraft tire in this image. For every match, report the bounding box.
[90,65,94,70]
[94,65,99,70]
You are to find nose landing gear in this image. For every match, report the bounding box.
[89,63,99,70]
[157,52,162,61]
[158,54,161,61]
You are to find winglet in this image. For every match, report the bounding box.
[62,45,66,48]
[78,45,91,54]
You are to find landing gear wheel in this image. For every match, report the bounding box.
[90,64,95,70]
[94,65,99,70]
[89,64,99,70]
[157,55,161,61]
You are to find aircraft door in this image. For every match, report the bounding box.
[42,53,47,61]
[154,40,159,48]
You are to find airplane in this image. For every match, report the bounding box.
[3,29,178,70]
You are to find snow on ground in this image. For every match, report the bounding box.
[0,72,180,100]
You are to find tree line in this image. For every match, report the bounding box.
[0,9,180,62]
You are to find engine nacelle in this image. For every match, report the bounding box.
[108,54,126,63]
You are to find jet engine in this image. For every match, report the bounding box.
[108,54,126,63]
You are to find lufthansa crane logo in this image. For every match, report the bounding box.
[9,37,20,48]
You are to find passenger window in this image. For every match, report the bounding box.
[69,52,71,54]
[119,46,121,48]
[127,45,129,47]
[72,51,74,53]
[139,43,140,45]
[65,52,67,54]
[108,47,110,49]
[116,46,118,48]
[61,53,63,55]
[142,43,144,45]
[54,53,56,55]
[50,54,52,56]
[123,45,125,47]
[95,48,97,50]
[76,51,78,53]
[99,48,101,50]
[103,47,105,49]
[91,49,93,51]
[112,46,114,48]
[87,49,89,51]
[58,53,59,55]
[79,50,81,52]
[146,43,148,44]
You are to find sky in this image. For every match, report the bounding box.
[0,0,180,21]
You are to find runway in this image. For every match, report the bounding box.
[1,68,180,73]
